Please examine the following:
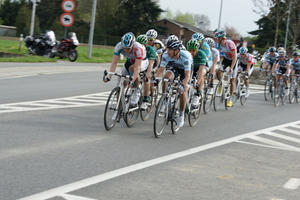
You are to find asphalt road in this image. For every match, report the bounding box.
[0,62,299,200]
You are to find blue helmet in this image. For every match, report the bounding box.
[121,32,135,48]
[192,32,204,42]
[214,30,226,38]
[239,47,248,54]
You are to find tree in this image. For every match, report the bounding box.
[173,11,195,26]
[194,14,210,31]
[0,0,26,26]
[223,24,241,40]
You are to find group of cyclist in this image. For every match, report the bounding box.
[260,46,300,97]
[104,29,257,128]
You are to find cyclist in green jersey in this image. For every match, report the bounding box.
[186,39,207,108]
[136,34,157,110]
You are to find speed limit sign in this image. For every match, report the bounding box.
[61,0,76,13]
[60,13,74,27]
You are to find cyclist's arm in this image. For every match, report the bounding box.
[286,64,290,75]
[132,59,142,83]
[272,63,278,74]
[230,50,237,71]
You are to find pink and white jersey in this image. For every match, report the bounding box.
[238,53,256,65]
[216,39,236,60]
[114,41,146,63]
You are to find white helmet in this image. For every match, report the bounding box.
[146,29,158,39]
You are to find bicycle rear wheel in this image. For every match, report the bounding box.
[274,83,280,107]
[203,92,213,114]
[264,79,272,101]
[153,94,168,138]
[281,83,287,105]
[213,81,223,111]
[240,91,247,106]
[171,94,181,134]
[188,92,202,127]
[124,88,139,127]
[104,87,121,131]
[289,84,296,104]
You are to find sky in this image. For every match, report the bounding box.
[158,0,262,37]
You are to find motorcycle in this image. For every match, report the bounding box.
[51,32,79,62]
[24,30,56,57]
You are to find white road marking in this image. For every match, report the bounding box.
[59,194,98,200]
[283,178,300,190]
[17,120,300,200]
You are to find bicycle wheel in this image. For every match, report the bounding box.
[264,79,271,101]
[289,84,295,104]
[296,87,299,103]
[240,90,247,106]
[224,87,230,110]
[153,94,168,138]
[281,83,287,105]
[140,88,153,121]
[171,94,181,134]
[232,80,240,104]
[124,87,139,127]
[188,92,202,127]
[213,81,223,111]
[203,91,213,114]
[104,87,121,131]
[274,83,280,107]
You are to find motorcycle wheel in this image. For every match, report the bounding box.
[68,51,78,62]
[44,49,54,58]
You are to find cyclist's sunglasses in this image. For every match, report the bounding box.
[123,47,131,50]
[278,55,285,57]
[240,53,245,55]
[148,38,155,41]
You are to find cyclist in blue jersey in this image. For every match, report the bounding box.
[289,51,300,81]
[155,39,193,128]
[261,46,279,76]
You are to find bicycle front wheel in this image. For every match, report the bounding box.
[274,83,280,107]
[203,92,213,114]
[213,81,223,111]
[124,87,139,127]
[264,79,272,101]
[289,84,296,104]
[240,91,247,106]
[188,92,202,127]
[104,87,121,131]
[281,83,287,105]
[171,94,181,134]
[153,94,168,138]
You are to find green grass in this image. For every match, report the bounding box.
[0,38,121,63]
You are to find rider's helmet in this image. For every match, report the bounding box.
[278,49,286,55]
[239,47,248,54]
[136,34,148,45]
[292,51,300,56]
[186,39,200,50]
[166,34,179,44]
[214,30,226,38]
[121,32,135,48]
[268,46,277,52]
[204,38,215,46]
[146,29,158,39]
[277,47,285,52]
[166,39,182,50]
[192,32,205,42]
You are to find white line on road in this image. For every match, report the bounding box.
[17,120,300,200]
[59,194,98,200]
[283,178,300,190]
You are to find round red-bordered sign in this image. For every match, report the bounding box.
[61,0,76,13]
[60,13,74,27]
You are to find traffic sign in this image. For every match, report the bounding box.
[60,13,74,27]
[61,0,76,13]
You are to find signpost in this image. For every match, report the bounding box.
[60,0,76,37]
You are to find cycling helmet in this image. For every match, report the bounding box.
[186,39,200,50]
[192,32,204,42]
[239,47,248,54]
[278,49,286,55]
[214,30,226,38]
[121,32,135,48]
[146,29,158,39]
[204,38,215,46]
[166,34,178,43]
[167,39,182,50]
[268,46,277,52]
[292,51,300,56]
[277,47,285,52]
[136,34,148,45]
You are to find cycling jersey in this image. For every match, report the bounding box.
[200,42,212,68]
[160,50,192,71]
[192,50,207,70]
[211,47,220,62]
[275,56,289,74]
[146,45,157,60]
[265,52,279,64]
[238,53,256,65]
[216,39,236,60]
[114,41,146,64]
[289,58,300,70]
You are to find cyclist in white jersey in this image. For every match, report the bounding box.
[155,39,193,128]
[103,32,148,107]
[214,30,238,107]
[237,47,256,97]
[289,51,300,81]
[204,37,220,94]
[146,29,165,69]
[261,46,279,76]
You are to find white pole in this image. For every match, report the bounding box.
[88,0,97,59]
[284,1,292,49]
[218,0,223,30]
[29,0,37,36]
